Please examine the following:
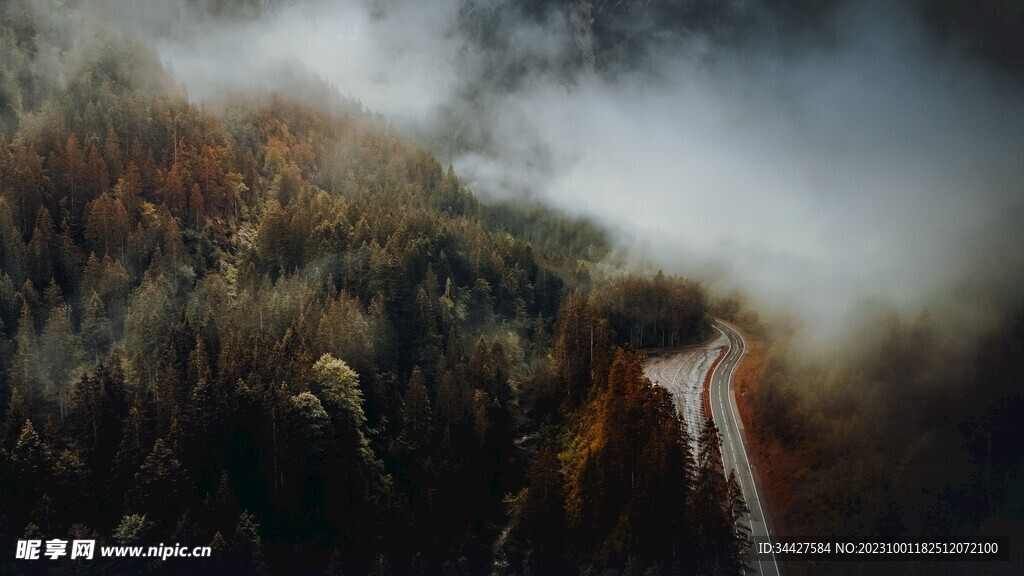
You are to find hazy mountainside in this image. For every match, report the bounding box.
[2,2,1022,575]
[0,5,734,575]
[543,0,1024,73]
[433,0,1024,80]
[727,304,1024,575]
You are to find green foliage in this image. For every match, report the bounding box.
[12,302,39,393]
[312,353,366,434]
[113,513,151,545]
[232,510,268,576]
[39,302,83,420]
[130,439,188,520]
[12,419,50,488]
[598,271,708,349]
[482,199,611,266]
[287,391,331,460]
[689,420,750,576]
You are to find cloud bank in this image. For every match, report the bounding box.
[71,0,1024,339]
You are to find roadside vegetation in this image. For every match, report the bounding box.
[725,306,1024,575]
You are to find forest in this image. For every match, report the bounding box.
[6,1,1022,575]
[726,305,1024,575]
[0,2,746,574]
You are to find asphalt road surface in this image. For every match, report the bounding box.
[645,321,782,576]
[709,320,782,576]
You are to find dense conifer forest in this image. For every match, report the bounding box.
[0,2,746,574]
[7,2,1021,575]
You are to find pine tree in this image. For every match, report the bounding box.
[26,206,56,288]
[690,419,745,576]
[81,289,111,360]
[83,140,110,201]
[182,377,218,491]
[60,135,88,225]
[68,359,129,506]
[12,419,50,486]
[507,442,568,575]
[123,272,177,384]
[162,162,187,219]
[189,183,205,229]
[163,214,185,267]
[726,470,753,574]
[10,420,53,528]
[312,354,368,441]
[0,197,27,285]
[12,301,39,393]
[552,291,610,410]
[2,387,28,451]
[111,406,146,510]
[129,438,189,531]
[113,513,151,544]
[84,192,130,259]
[401,367,432,440]
[314,292,377,379]
[104,127,122,181]
[285,390,330,484]
[9,139,46,237]
[39,302,83,422]
[114,162,143,220]
[231,511,268,576]
[52,448,89,525]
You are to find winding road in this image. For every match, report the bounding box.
[709,320,782,576]
[644,320,782,576]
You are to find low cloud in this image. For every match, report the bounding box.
[71,0,1024,340]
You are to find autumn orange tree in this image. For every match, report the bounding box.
[507,346,734,575]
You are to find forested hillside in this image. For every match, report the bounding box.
[0,3,738,575]
[727,306,1024,576]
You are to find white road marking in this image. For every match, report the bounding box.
[715,321,781,576]
[645,325,781,576]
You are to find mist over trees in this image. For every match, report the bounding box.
[0,4,737,575]
[3,1,1022,575]
[724,302,1024,575]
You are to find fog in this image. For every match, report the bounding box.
[70,0,1024,342]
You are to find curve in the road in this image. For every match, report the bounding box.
[644,334,727,456]
[708,320,782,576]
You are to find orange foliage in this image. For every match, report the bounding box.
[732,331,807,556]
[560,348,689,564]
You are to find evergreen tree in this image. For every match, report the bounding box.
[401,367,432,441]
[231,511,268,576]
[81,289,112,360]
[129,438,189,532]
[39,303,83,422]
[10,420,53,529]
[12,302,39,394]
[726,470,753,574]
[691,419,749,575]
